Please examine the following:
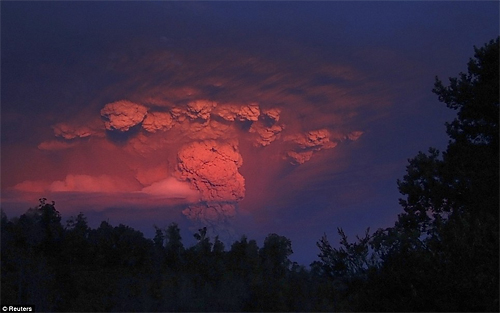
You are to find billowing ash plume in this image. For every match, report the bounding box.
[39,94,363,237]
[176,140,245,202]
[8,41,385,246]
[100,100,148,131]
[175,140,244,236]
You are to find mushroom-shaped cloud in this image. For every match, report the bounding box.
[100,100,148,131]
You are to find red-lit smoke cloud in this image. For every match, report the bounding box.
[284,129,338,165]
[142,112,175,133]
[101,100,148,131]
[185,100,217,121]
[249,108,284,147]
[176,140,244,202]
[175,140,244,231]
[4,43,388,235]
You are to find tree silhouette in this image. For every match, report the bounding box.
[389,37,499,311]
[376,37,498,311]
[254,233,293,311]
[314,37,499,312]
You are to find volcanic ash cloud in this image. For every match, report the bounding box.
[249,107,284,147]
[237,103,260,122]
[100,100,148,131]
[250,122,285,147]
[285,129,338,164]
[175,140,245,226]
[141,111,175,132]
[181,202,237,227]
[176,140,244,202]
[211,103,260,122]
[186,100,217,121]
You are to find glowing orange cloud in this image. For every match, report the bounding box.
[3,41,388,235]
[101,100,148,131]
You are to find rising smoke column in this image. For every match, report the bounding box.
[175,140,245,235]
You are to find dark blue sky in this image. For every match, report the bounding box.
[2,1,498,265]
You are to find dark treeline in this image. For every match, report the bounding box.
[2,39,498,312]
[1,200,319,311]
